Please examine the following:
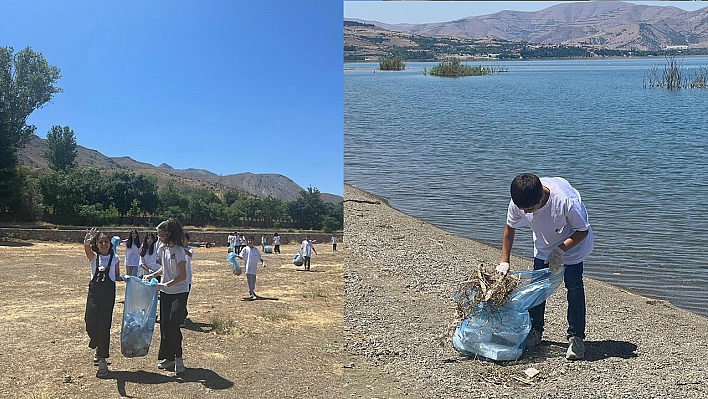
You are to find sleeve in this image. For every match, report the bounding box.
[566,200,590,231]
[506,200,527,228]
[174,247,187,264]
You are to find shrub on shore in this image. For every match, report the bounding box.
[428,57,507,77]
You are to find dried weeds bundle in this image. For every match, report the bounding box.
[454,263,522,319]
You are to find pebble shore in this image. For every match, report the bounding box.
[344,184,708,398]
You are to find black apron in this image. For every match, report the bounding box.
[84,252,116,358]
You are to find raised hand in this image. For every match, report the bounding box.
[84,227,99,246]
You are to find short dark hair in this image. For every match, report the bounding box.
[184,233,190,240]
[510,173,543,209]
[247,236,255,241]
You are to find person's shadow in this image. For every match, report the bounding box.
[523,339,638,362]
[107,368,233,397]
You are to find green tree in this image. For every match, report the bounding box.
[288,186,326,230]
[44,125,78,172]
[0,46,62,214]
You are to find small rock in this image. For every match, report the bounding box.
[63,375,71,383]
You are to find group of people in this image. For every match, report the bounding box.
[84,219,194,377]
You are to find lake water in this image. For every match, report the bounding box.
[344,57,708,317]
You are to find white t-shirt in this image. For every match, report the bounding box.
[331,236,338,244]
[89,252,121,282]
[240,236,247,246]
[140,245,160,273]
[273,235,281,245]
[158,244,189,294]
[185,246,194,285]
[507,177,593,265]
[301,240,315,257]
[261,236,267,245]
[239,246,262,275]
[121,240,141,266]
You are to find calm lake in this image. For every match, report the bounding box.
[344,57,708,317]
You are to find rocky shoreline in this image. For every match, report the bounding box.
[343,184,707,398]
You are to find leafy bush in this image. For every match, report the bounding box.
[379,57,405,71]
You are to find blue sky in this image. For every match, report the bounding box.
[345,1,707,24]
[2,1,343,196]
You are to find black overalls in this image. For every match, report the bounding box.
[84,252,116,359]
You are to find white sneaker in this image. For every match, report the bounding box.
[175,357,185,373]
[566,336,585,360]
[157,359,175,370]
[96,358,108,377]
[92,351,99,364]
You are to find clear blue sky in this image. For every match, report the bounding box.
[345,1,707,24]
[2,1,343,196]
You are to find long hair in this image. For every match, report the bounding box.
[127,229,141,249]
[162,219,184,246]
[140,232,156,257]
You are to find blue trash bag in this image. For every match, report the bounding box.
[263,245,273,253]
[227,252,242,275]
[111,236,120,251]
[120,276,159,358]
[452,267,565,361]
[228,243,235,253]
[292,249,304,266]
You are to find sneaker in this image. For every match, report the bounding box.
[92,351,99,364]
[157,359,175,371]
[175,357,185,373]
[525,329,542,350]
[96,358,108,377]
[566,336,585,360]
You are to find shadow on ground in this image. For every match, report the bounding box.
[107,368,233,397]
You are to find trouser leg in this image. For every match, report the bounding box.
[247,274,256,296]
[528,258,548,333]
[564,262,586,339]
[158,292,187,361]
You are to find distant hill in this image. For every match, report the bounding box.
[17,135,342,204]
[346,2,708,53]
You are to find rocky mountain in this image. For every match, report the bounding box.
[348,2,708,51]
[17,135,342,204]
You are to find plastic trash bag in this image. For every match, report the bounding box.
[263,245,273,253]
[452,267,564,361]
[227,252,242,275]
[120,276,158,358]
[228,243,235,253]
[111,236,120,251]
[292,249,304,266]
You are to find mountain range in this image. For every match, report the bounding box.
[347,1,708,52]
[17,135,342,204]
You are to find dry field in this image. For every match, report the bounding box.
[0,239,343,399]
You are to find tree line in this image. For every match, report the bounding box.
[0,46,342,232]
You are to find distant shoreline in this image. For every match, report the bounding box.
[344,54,708,64]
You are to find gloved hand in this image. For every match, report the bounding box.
[153,283,168,291]
[142,275,153,282]
[84,227,98,245]
[495,262,510,275]
[544,247,565,271]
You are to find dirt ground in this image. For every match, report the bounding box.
[0,238,343,399]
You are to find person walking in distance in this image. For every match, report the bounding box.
[496,173,593,360]
[237,236,265,300]
[331,234,338,252]
[273,233,281,254]
[300,235,318,271]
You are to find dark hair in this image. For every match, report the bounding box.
[510,173,543,209]
[140,232,156,257]
[247,236,255,241]
[127,229,141,249]
[184,232,190,240]
[161,218,184,246]
[91,232,115,255]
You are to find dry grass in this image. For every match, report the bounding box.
[0,240,343,398]
[454,263,522,318]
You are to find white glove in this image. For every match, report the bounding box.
[153,283,168,291]
[142,275,153,282]
[496,262,510,275]
[84,227,98,245]
[544,247,565,271]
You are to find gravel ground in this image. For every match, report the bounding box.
[343,184,708,399]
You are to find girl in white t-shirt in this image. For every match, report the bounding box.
[139,232,159,279]
[83,229,123,377]
[120,229,141,277]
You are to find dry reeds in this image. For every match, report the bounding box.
[454,263,522,319]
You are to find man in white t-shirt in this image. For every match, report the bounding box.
[497,173,593,361]
[237,236,265,300]
[300,236,317,271]
[331,234,338,251]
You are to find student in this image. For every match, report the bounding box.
[261,235,267,252]
[83,228,123,378]
[237,236,265,301]
[120,229,141,276]
[300,235,318,271]
[331,234,338,252]
[240,235,247,253]
[273,233,281,254]
[143,219,189,374]
[139,232,160,279]
[497,173,593,360]
[181,233,194,327]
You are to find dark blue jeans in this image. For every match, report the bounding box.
[528,257,586,340]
